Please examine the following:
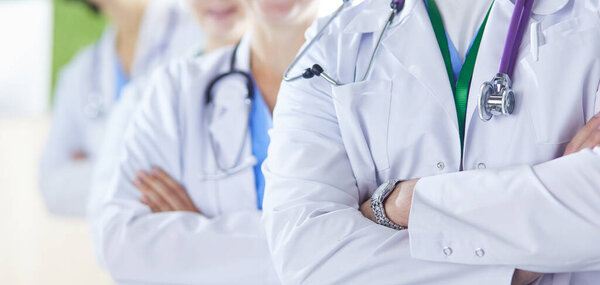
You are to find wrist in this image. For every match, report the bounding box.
[384,179,417,228]
[370,179,405,230]
[384,187,403,226]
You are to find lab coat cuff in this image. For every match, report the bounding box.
[408,177,460,262]
[408,176,502,265]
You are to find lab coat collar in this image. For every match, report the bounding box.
[530,0,570,15]
[234,33,253,74]
[95,28,118,113]
[498,0,570,15]
[379,0,461,135]
[343,0,418,34]
[343,0,569,35]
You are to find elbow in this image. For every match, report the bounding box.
[98,209,136,279]
[38,161,91,217]
[261,208,314,284]
[39,179,87,217]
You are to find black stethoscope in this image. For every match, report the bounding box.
[200,42,258,181]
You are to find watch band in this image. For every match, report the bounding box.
[371,179,406,230]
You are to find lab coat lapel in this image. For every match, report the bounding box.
[97,28,117,113]
[463,0,570,146]
[381,0,460,132]
[130,0,176,76]
[463,0,512,148]
[207,35,253,171]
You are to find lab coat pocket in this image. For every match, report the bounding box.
[332,80,392,175]
[526,19,598,144]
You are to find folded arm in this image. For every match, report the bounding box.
[96,66,277,284]
[262,72,518,284]
[40,69,91,217]
[404,111,600,272]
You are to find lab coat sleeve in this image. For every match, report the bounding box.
[409,86,600,273]
[39,63,92,217]
[87,79,145,268]
[98,65,278,284]
[262,54,515,284]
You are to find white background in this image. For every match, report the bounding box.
[0,0,52,117]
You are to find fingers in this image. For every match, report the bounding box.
[140,195,160,213]
[137,170,187,210]
[580,129,600,150]
[71,150,87,160]
[565,115,600,156]
[133,176,172,212]
[133,168,200,213]
[150,167,196,209]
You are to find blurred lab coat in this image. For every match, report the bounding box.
[39,0,203,217]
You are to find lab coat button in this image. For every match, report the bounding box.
[477,163,486,169]
[443,247,453,256]
[475,248,485,257]
[436,161,445,170]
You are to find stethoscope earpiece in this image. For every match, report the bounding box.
[284,0,403,86]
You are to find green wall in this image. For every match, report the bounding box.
[52,0,106,94]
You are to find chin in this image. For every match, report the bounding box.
[254,0,302,22]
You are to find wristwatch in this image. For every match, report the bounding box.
[371,179,406,230]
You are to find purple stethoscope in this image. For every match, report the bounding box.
[479,0,534,121]
[284,0,533,122]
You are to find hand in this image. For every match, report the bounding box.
[512,269,542,285]
[133,167,200,214]
[71,150,87,160]
[359,199,376,222]
[564,114,600,156]
[359,179,419,227]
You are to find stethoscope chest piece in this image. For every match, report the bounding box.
[479,73,515,121]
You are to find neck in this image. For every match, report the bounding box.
[101,0,148,75]
[204,37,239,54]
[250,19,313,112]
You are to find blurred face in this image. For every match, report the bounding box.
[190,0,246,41]
[86,0,150,14]
[245,0,319,26]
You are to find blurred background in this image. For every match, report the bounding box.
[0,0,341,284]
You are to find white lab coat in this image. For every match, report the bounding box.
[95,35,279,284]
[39,0,203,217]
[262,0,600,284]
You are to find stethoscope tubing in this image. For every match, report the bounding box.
[499,0,534,77]
[283,0,405,86]
[200,41,256,180]
[282,1,350,82]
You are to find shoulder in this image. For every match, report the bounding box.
[52,40,103,108]
[135,44,237,112]
[156,44,236,91]
[55,44,96,88]
[55,28,114,92]
[306,0,377,39]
